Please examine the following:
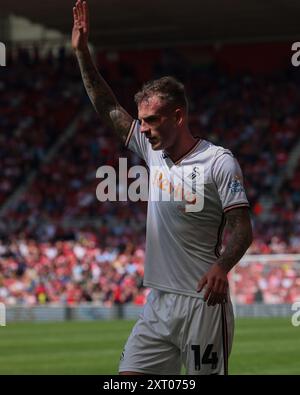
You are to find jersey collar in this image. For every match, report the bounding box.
[163,138,202,166]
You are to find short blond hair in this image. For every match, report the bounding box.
[134,76,188,111]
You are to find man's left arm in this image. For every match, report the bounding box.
[197,207,253,306]
[217,207,253,272]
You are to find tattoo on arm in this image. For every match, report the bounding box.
[75,48,133,141]
[217,207,253,273]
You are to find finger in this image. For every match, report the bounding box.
[218,293,227,304]
[75,1,80,19]
[207,294,213,306]
[210,288,225,305]
[204,286,212,301]
[73,7,78,22]
[211,293,225,306]
[82,1,89,33]
[219,294,227,304]
[78,0,83,19]
[197,276,207,293]
[74,2,80,21]
[204,279,215,301]
[83,1,89,24]
[207,292,218,306]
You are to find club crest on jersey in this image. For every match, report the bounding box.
[188,166,201,180]
[228,175,244,193]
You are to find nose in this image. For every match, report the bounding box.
[140,120,150,135]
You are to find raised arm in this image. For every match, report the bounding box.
[72,0,133,141]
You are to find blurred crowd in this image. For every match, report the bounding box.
[0,236,147,306]
[0,48,82,206]
[0,45,300,305]
[231,259,300,304]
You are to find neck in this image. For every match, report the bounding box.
[165,128,200,163]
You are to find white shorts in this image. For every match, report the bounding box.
[119,289,234,375]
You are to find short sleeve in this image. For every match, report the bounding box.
[212,151,250,213]
[125,120,150,164]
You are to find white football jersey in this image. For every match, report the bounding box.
[125,120,249,298]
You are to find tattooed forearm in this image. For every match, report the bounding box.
[217,207,253,273]
[76,48,116,118]
[109,107,133,141]
[75,48,132,140]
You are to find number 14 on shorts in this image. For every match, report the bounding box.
[191,344,218,371]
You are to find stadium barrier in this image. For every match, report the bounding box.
[4,303,294,322]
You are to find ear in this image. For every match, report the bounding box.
[174,108,184,126]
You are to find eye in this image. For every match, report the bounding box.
[146,116,157,123]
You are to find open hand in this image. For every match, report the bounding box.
[72,0,89,51]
